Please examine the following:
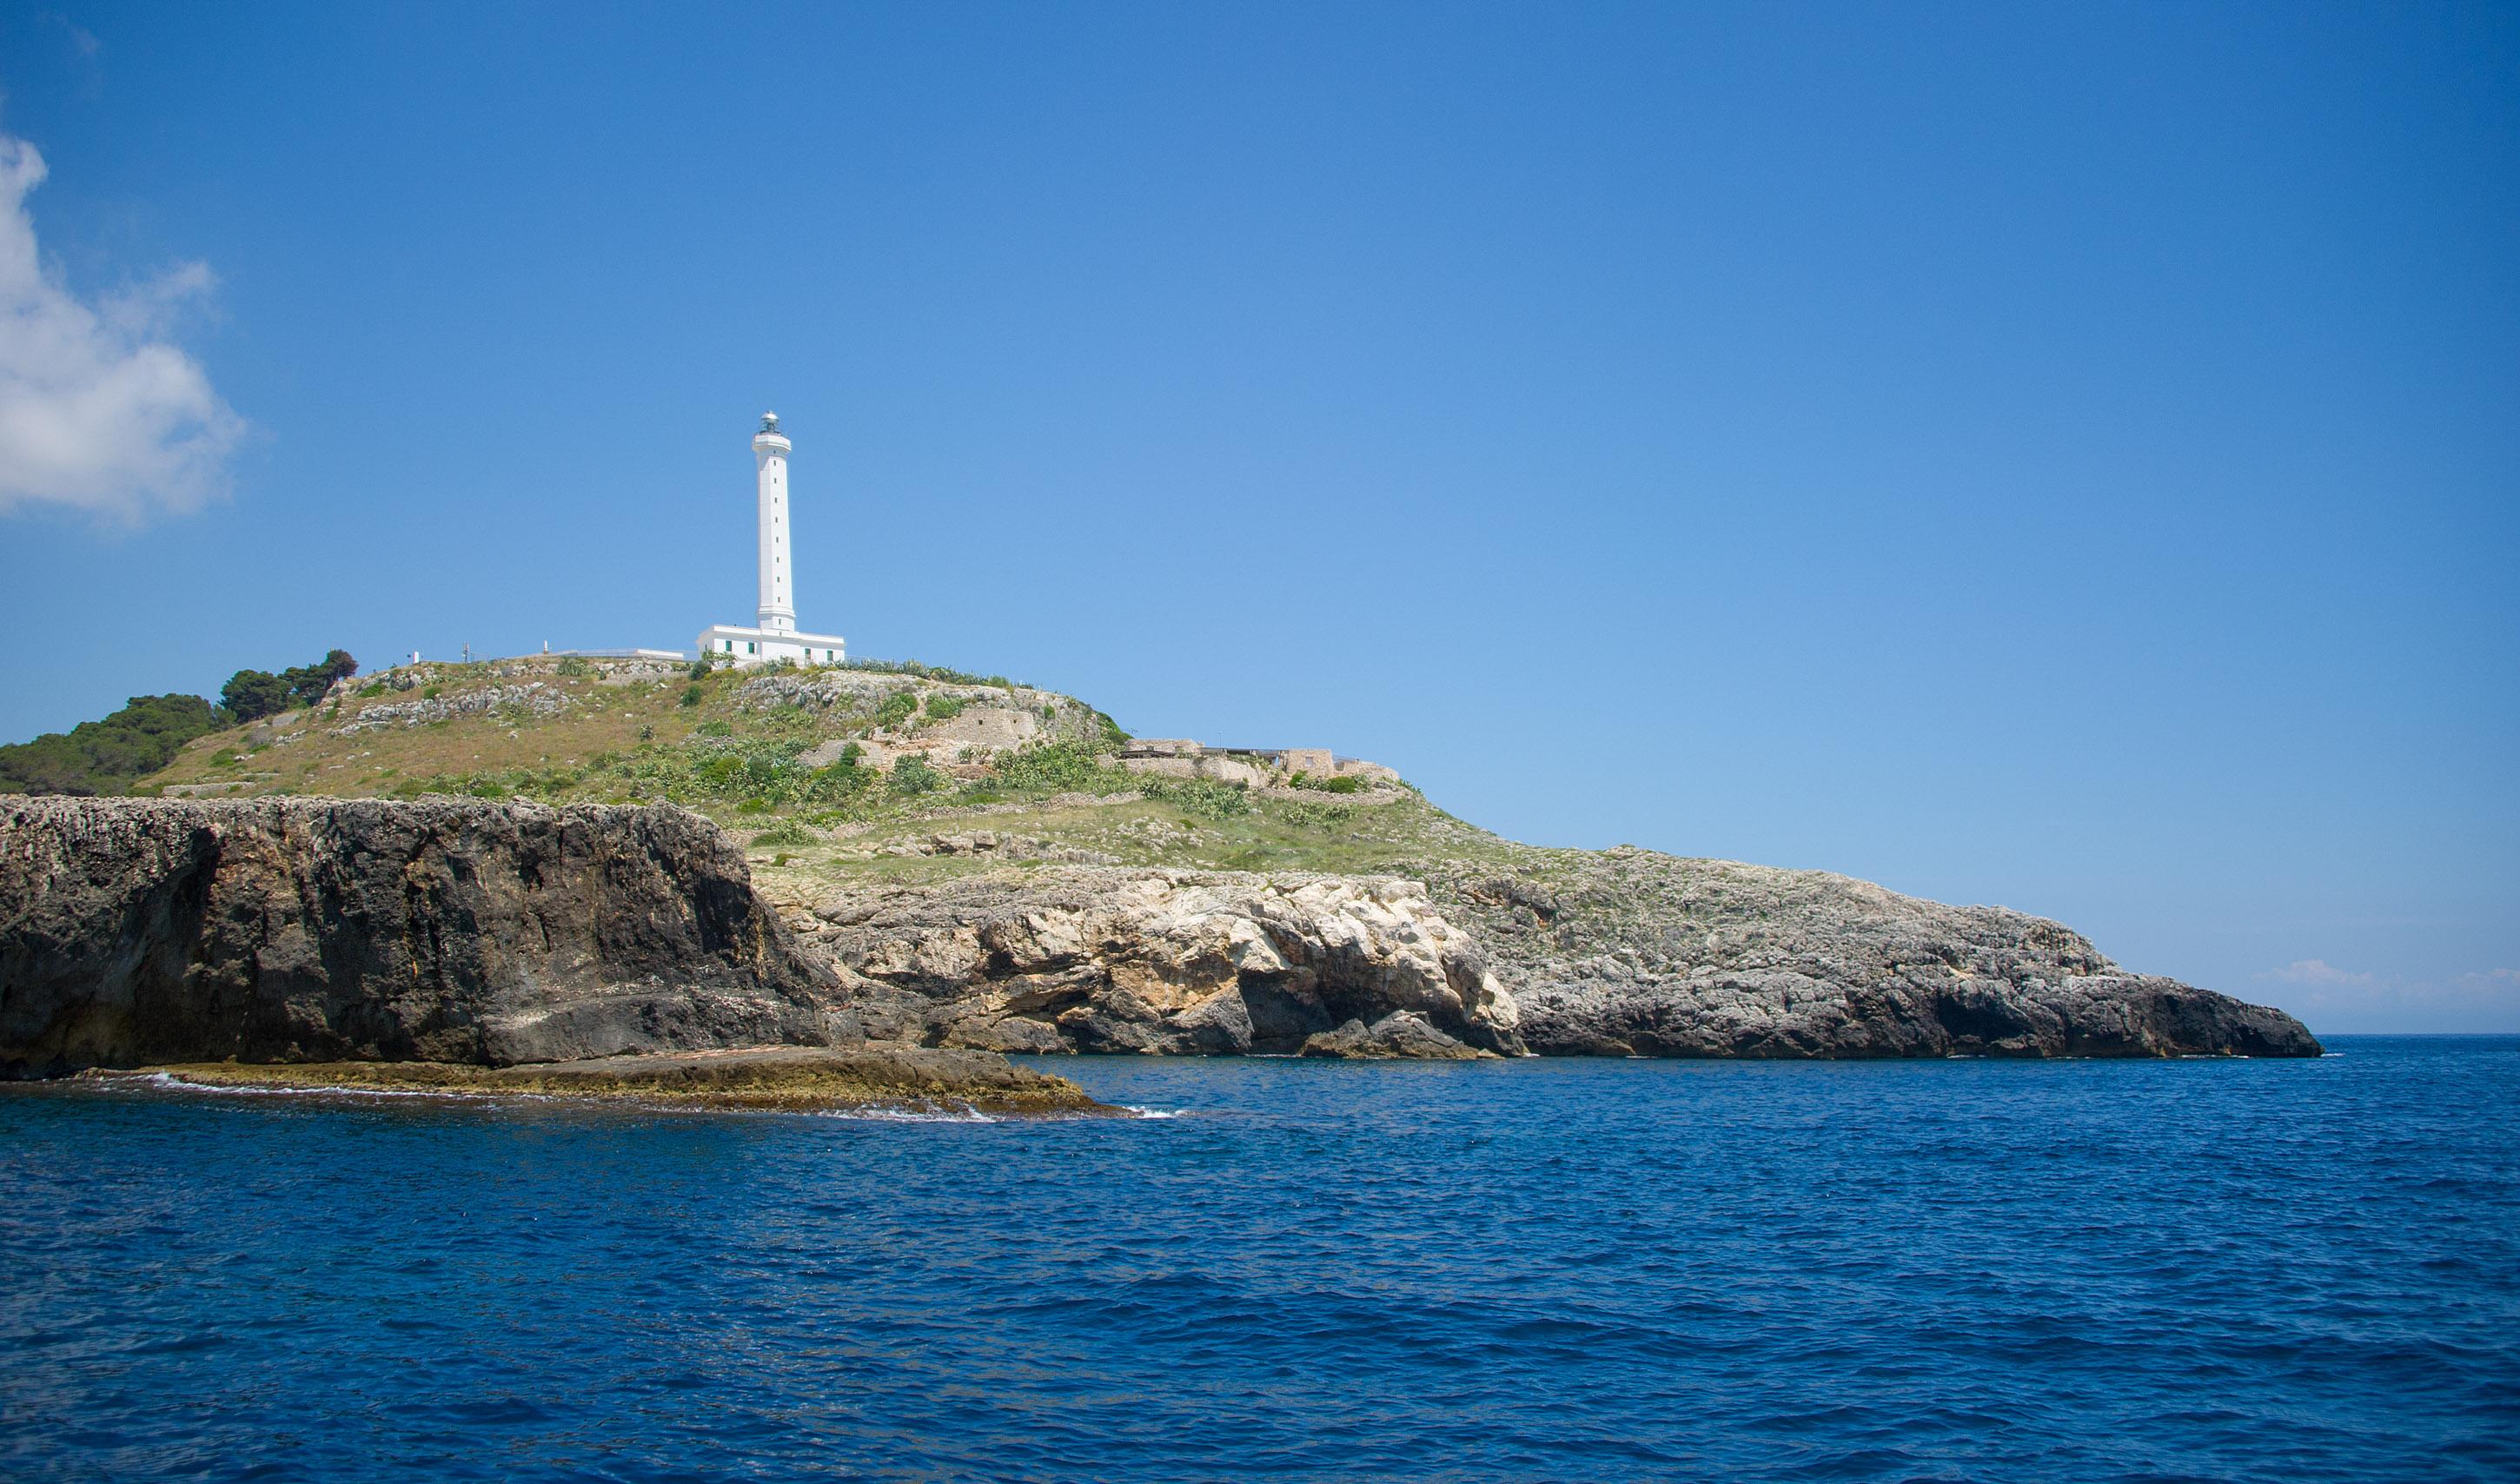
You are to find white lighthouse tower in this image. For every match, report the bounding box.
[754,412,796,633]
[697,413,847,667]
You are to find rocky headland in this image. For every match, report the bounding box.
[1419,852,2320,1058]
[777,861,2319,1060]
[2,654,2323,1078]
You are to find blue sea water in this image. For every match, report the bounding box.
[3,1038,2516,1483]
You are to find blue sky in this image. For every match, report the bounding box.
[2,2,2513,1031]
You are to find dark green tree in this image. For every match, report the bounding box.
[281,649,359,707]
[0,694,229,796]
[220,670,293,722]
[222,650,358,721]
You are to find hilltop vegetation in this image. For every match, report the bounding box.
[128,652,1472,881]
[0,694,230,798]
[221,650,359,723]
[0,651,359,798]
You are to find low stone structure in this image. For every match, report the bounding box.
[1117,739,1399,788]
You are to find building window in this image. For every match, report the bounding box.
[747,642,756,654]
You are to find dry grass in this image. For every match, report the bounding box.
[146,658,715,801]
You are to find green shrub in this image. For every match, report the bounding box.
[1307,774,1365,794]
[735,797,771,815]
[694,719,733,738]
[421,686,442,700]
[1268,797,1356,831]
[889,754,944,797]
[840,658,1029,689]
[807,765,873,804]
[924,693,966,722]
[680,685,703,708]
[1141,776,1250,821]
[750,823,816,847]
[799,744,874,805]
[873,691,918,730]
[555,657,594,678]
[990,741,1121,795]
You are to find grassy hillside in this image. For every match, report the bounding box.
[130,653,1535,895]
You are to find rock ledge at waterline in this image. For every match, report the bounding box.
[3,795,2318,1078]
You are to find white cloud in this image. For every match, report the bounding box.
[2258,961,2520,1032]
[0,132,245,523]
[2262,958,2377,987]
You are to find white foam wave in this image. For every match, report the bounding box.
[812,1104,1002,1123]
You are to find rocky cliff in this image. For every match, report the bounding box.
[4,792,2321,1075]
[0,796,852,1076]
[795,868,1523,1057]
[1418,850,2321,1057]
[777,857,2320,1060]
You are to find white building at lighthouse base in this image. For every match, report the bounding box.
[696,623,846,668]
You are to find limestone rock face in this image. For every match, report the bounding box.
[331,681,571,734]
[0,796,852,1076]
[1421,850,2323,1058]
[798,867,1526,1057]
[1299,1011,1486,1060]
[788,850,2318,1062]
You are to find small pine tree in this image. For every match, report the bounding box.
[220,671,293,722]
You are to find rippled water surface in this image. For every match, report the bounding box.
[3,1038,2517,1482]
